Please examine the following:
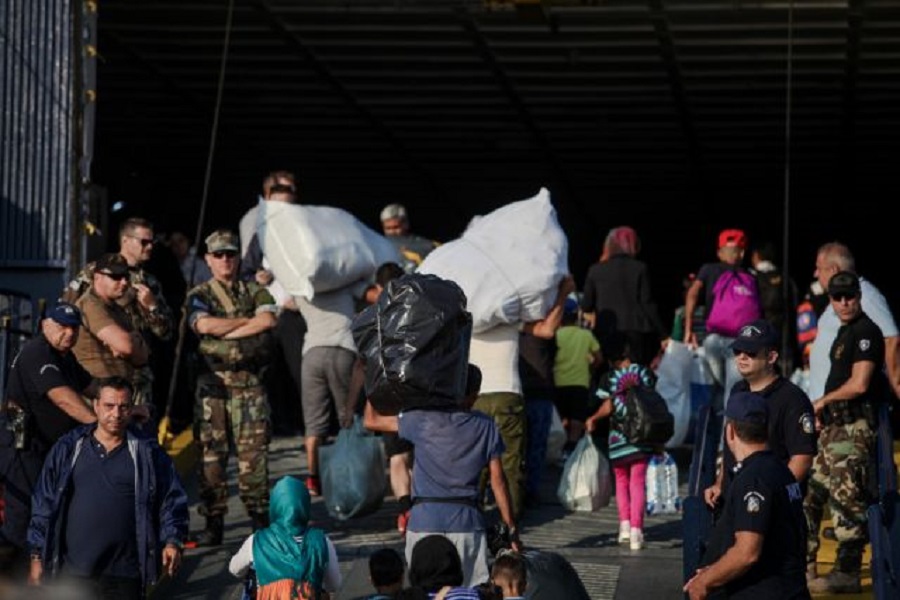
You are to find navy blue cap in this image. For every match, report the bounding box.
[828,271,861,298]
[725,391,768,425]
[731,319,779,354]
[563,297,579,316]
[46,302,82,327]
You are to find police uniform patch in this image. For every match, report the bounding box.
[743,491,765,514]
[800,413,815,434]
[859,339,871,352]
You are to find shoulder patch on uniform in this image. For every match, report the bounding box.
[40,364,61,375]
[743,491,765,514]
[800,413,815,434]
[190,296,210,311]
[859,339,871,351]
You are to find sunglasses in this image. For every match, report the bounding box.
[100,271,128,281]
[128,235,154,247]
[829,292,858,302]
[211,251,238,259]
[732,348,765,358]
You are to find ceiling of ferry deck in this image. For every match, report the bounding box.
[93,0,900,312]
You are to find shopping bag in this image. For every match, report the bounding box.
[545,406,566,465]
[654,341,693,448]
[319,418,387,520]
[556,435,611,511]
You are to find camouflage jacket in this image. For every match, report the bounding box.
[61,260,174,341]
[186,278,276,371]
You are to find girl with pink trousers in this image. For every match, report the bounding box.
[584,331,657,550]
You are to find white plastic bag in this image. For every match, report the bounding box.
[645,452,680,515]
[655,341,693,448]
[319,418,387,520]
[418,188,569,332]
[556,435,611,511]
[545,406,566,465]
[254,200,400,299]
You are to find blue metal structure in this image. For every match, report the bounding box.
[0,0,82,303]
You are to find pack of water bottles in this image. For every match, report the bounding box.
[645,452,681,515]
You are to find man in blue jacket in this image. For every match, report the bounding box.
[26,376,188,598]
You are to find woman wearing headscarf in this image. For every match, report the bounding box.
[396,534,484,600]
[229,476,342,599]
[580,226,668,367]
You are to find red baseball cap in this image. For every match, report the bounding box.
[718,229,747,249]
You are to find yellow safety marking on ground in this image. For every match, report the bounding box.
[165,427,199,481]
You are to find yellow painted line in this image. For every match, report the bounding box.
[165,427,199,481]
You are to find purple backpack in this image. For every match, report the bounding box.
[705,269,762,337]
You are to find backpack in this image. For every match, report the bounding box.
[755,269,784,323]
[705,269,762,337]
[615,386,675,445]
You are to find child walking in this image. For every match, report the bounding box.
[584,332,656,550]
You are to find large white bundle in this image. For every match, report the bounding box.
[418,187,568,332]
[254,200,400,299]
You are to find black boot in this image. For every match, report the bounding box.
[190,515,224,547]
[251,513,269,532]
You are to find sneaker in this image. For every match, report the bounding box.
[629,528,644,550]
[618,521,631,544]
[397,509,411,537]
[305,475,321,497]
[807,571,862,594]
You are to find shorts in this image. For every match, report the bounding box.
[554,385,594,422]
[383,432,413,457]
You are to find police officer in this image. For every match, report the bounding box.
[62,217,174,409]
[805,271,884,593]
[187,229,277,546]
[0,303,97,574]
[686,392,810,600]
[704,319,817,507]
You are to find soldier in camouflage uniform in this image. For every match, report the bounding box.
[805,271,883,594]
[61,217,174,409]
[186,229,277,546]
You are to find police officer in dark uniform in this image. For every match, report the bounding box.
[705,320,817,508]
[0,303,97,575]
[805,271,885,593]
[686,391,810,600]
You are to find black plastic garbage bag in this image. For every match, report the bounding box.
[523,550,591,600]
[352,273,472,413]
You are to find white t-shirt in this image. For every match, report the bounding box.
[468,324,521,395]
[808,276,898,398]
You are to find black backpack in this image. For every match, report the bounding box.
[755,269,785,323]
[616,386,674,445]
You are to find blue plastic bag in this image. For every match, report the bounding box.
[319,418,387,520]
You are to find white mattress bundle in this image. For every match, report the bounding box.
[247,200,401,299]
[418,187,569,331]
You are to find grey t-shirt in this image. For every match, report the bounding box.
[296,287,359,355]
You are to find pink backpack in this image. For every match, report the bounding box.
[705,269,762,337]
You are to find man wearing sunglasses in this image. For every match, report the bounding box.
[62,217,175,411]
[186,230,277,546]
[804,271,886,594]
[71,253,150,386]
[703,319,816,512]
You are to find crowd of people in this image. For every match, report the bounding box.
[0,169,897,599]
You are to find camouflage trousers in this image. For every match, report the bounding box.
[803,417,876,574]
[194,371,271,518]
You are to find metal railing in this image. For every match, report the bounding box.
[0,289,39,396]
